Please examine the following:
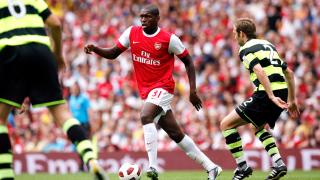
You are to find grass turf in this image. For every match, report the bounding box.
[16,170,320,180]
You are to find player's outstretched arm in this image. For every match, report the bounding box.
[180,55,202,111]
[84,44,124,60]
[283,67,300,119]
[252,64,288,109]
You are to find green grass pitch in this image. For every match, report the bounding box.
[16,170,320,180]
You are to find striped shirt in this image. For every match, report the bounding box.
[0,0,52,52]
[239,39,288,91]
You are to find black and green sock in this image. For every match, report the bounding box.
[63,119,96,166]
[0,125,14,180]
[223,128,247,168]
[255,129,284,166]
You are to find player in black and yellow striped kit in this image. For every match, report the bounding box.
[220,18,300,180]
[0,1,107,180]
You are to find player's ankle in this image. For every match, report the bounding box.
[238,162,248,170]
[88,159,98,168]
[275,158,285,167]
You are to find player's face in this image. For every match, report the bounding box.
[139,10,159,32]
[233,26,245,46]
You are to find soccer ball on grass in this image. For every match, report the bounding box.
[118,163,142,180]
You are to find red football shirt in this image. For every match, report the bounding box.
[116,26,188,99]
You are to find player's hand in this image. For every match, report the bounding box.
[287,100,300,119]
[56,55,66,72]
[189,91,202,111]
[84,44,96,54]
[270,96,288,109]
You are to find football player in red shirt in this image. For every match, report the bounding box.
[85,4,221,180]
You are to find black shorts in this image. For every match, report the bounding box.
[235,89,288,129]
[0,43,65,108]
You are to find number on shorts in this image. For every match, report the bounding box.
[152,90,163,98]
[263,44,278,65]
[7,0,26,18]
[243,97,253,107]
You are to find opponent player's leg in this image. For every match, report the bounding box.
[49,103,108,180]
[158,110,222,180]
[140,102,163,180]
[27,44,107,179]
[0,103,14,180]
[255,126,287,180]
[220,110,252,180]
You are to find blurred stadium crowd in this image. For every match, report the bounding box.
[8,0,320,153]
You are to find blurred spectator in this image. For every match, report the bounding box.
[69,82,91,135]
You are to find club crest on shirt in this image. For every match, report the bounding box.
[154,42,162,50]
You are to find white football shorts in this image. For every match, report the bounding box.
[145,88,174,123]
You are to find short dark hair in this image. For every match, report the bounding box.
[142,4,159,16]
[235,18,257,39]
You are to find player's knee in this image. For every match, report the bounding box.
[49,104,72,126]
[0,116,7,124]
[140,113,154,125]
[168,130,184,143]
[0,120,6,125]
[220,118,229,131]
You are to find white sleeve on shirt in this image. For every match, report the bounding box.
[168,34,186,55]
[118,26,132,48]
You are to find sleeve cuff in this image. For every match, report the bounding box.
[116,41,127,51]
[249,59,260,71]
[281,62,288,70]
[177,49,189,59]
[39,8,51,21]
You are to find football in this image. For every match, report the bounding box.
[118,163,142,180]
